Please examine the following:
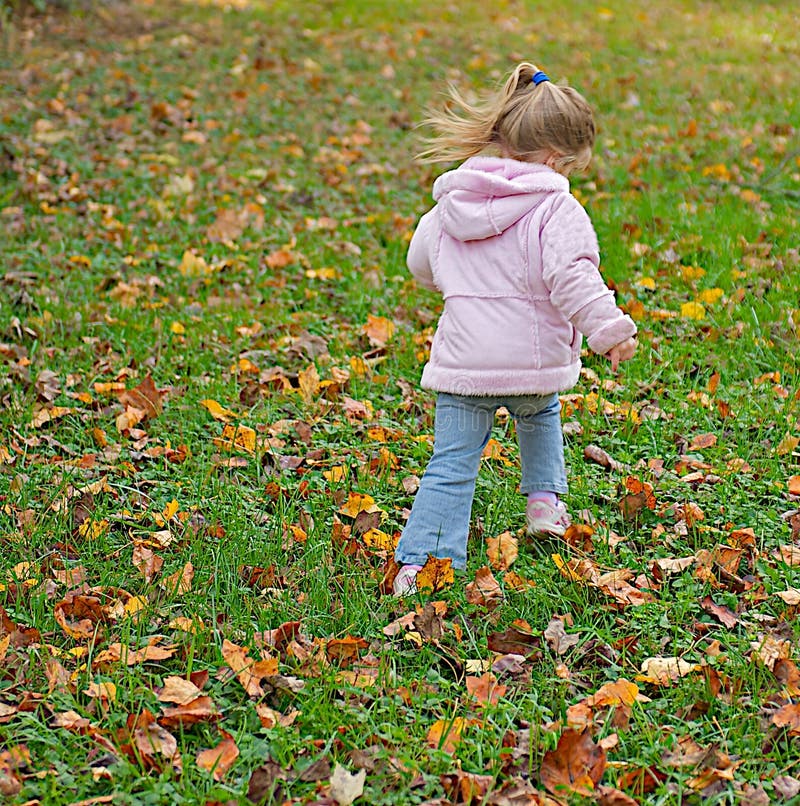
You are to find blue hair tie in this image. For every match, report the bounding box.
[532,71,550,86]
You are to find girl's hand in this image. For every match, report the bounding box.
[607,337,638,371]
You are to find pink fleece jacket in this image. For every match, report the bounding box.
[408,156,637,396]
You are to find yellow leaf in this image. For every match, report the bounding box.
[84,681,117,702]
[635,276,656,290]
[416,555,455,592]
[486,531,518,571]
[681,265,706,281]
[427,717,473,753]
[697,288,724,305]
[681,301,706,320]
[179,250,212,277]
[360,528,398,551]
[213,424,256,453]
[201,399,237,423]
[298,364,320,402]
[636,656,699,685]
[362,314,395,347]
[776,435,799,456]
[323,466,347,483]
[163,499,180,521]
[31,406,73,427]
[338,492,381,518]
[78,519,109,540]
[170,321,186,335]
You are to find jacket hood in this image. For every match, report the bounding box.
[432,156,569,241]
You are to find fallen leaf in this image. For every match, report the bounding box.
[466,672,507,706]
[329,763,366,805]
[637,656,699,685]
[487,531,518,571]
[157,676,204,705]
[196,736,239,781]
[427,717,473,754]
[221,639,279,698]
[701,596,738,628]
[465,566,503,608]
[540,729,607,796]
[200,398,238,422]
[416,555,455,592]
[362,314,395,347]
[544,617,580,656]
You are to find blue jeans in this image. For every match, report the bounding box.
[395,392,567,570]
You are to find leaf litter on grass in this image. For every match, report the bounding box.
[1,0,800,803]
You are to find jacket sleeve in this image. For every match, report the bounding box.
[406,207,439,291]
[540,195,637,356]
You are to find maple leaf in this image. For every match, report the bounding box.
[221,639,279,698]
[540,729,607,796]
[465,566,503,608]
[416,555,455,592]
[486,531,518,571]
[362,314,395,347]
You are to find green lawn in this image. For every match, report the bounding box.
[1,1,799,803]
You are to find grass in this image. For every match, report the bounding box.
[1,0,799,803]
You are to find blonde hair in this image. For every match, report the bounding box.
[418,62,596,171]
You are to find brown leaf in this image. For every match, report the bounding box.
[441,770,494,804]
[134,716,182,772]
[196,736,239,781]
[413,601,448,642]
[117,375,162,420]
[465,566,503,608]
[596,785,640,805]
[486,531,518,571]
[701,596,738,628]
[132,544,163,583]
[487,620,541,658]
[325,635,368,665]
[159,696,221,728]
[255,703,300,729]
[688,432,717,450]
[584,444,624,472]
[773,703,800,735]
[160,562,194,595]
[540,729,607,796]
[157,676,204,705]
[247,760,287,804]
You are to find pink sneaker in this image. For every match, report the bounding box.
[526,500,570,537]
[393,564,423,596]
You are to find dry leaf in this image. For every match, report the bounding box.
[487,531,518,571]
[196,736,239,781]
[540,729,607,796]
[637,656,699,685]
[426,717,473,754]
[544,618,580,656]
[329,763,366,806]
[466,672,507,706]
[362,314,395,347]
[416,556,455,592]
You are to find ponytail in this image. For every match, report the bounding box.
[417,62,595,167]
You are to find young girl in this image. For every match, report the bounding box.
[393,62,637,595]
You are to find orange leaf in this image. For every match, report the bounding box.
[196,736,239,781]
[789,475,800,496]
[362,314,395,347]
[338,492,381,518]
[486,531,518,571]
[540,729,607,796]
[117,375,162,419]
[221,639,279,698]
[159,696,221,728]
[159,562,194,595]
[465,566,503,608]
[426,717,473,754]
[416,555,455,592]
[466,672,507,706]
